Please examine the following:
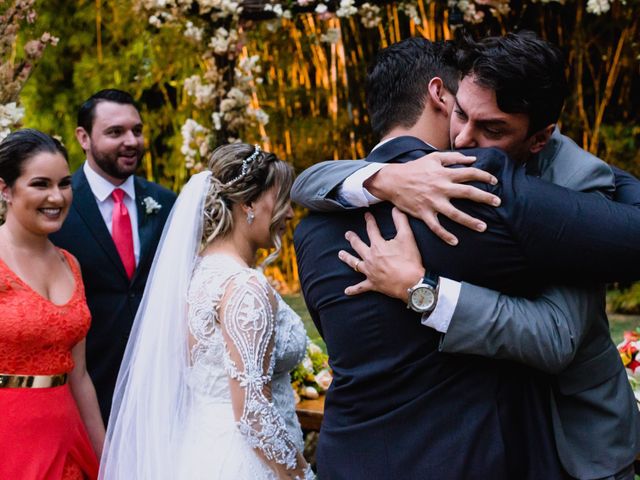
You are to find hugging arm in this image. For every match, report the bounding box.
[338,186,636,373]
[220,275,311,479]
[291,160,370,211]
[338,210,603,374]
[612,166,640,207]
[438,283,601,374]
[292,153,500,245]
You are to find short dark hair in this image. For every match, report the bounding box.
[77,89,138,134]
[0,129,69,187]
[366,37,460,138]
[456,31,569,135]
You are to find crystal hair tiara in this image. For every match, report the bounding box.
[224,144,261,186]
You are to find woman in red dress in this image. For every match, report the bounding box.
[0,129,104,479]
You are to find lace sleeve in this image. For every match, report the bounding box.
[219,272,304,474]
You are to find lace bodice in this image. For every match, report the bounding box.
[0,249,91,375]
[186,254,310,477]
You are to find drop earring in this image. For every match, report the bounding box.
[247,209,255,225]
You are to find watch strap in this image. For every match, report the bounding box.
[422,270,439,288]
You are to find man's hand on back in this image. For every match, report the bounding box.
[364,152,501,246]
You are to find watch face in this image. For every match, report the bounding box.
[411,286,436,312]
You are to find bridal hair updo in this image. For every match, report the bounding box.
[202,143,294,264]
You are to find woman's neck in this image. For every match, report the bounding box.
[203,233,255,267]
[0,220,50,255]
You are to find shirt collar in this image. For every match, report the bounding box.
[83,161,136,202]
[372,136,436,152]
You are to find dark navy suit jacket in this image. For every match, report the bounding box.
[50,168,176,422]
[293,137,625,479]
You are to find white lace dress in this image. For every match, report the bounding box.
[176,254,314,479]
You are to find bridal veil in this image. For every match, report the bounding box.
[99,171,211,479]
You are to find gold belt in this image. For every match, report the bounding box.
[0,373,68,388]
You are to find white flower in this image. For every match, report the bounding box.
[248,107,269,125]
[315,3,328,14]
[212,112,223,131]
[302,385,320,399]
[398,2,421,25]
[0,102,25,128]
[0,128,11,142]
[314,369,333,391]
[180,118,210,167]
[337,0,357,17]
[184,75,217,108]
[586,0,610,14]
[321,28,341,44]
[302,356,314,372]
[208,27,239,55]
[359,3,382,28]
[142,196,162,215]
[149,15,162,27]
[183,21,204,42]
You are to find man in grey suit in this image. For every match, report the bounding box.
[294,33,640,479]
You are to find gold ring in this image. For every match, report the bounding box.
[354,260,361,273]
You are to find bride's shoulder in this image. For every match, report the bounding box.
[194,254,267,288]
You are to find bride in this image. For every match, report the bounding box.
[100,143,314,479]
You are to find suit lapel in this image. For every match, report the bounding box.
[72,169,129,280]
[366,136,436,164]
[133,177,154,283]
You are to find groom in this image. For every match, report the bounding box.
[293,36,640,479]
[51,89,176,422]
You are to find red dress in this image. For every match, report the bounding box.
[0,249,99,480]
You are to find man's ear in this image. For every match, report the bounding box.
[75,127,91,152]
[427,77,448,114]
[528,124,555,154]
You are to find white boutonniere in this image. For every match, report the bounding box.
[142,196,162,215]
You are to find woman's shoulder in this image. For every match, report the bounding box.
[56,248,82,274]
[192,254,269,294]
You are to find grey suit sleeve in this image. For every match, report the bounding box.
[291,159,371,211]
[439,282,602,374]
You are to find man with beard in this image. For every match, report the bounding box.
[51,89,176,423]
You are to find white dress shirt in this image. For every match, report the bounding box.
[83,161,141,264]
[337,140,461,332]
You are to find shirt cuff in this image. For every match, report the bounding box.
[337,163,387,207]
[421,278,461,333]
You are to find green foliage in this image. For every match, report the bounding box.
[21,0,200,190]
[609,284,640,315]
[599,124,640,177]
[14,0,640,292]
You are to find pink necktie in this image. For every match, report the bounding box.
[111,188,135,279]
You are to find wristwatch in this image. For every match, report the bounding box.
[407,271,440,313]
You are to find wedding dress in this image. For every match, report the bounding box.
[177,253,312,479]
[101,172,314,479]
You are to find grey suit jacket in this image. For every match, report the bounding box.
[291,130,640,478]
[444,131,640,479]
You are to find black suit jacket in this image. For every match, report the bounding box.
[50,168,176,422]
[294,137,578,479]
